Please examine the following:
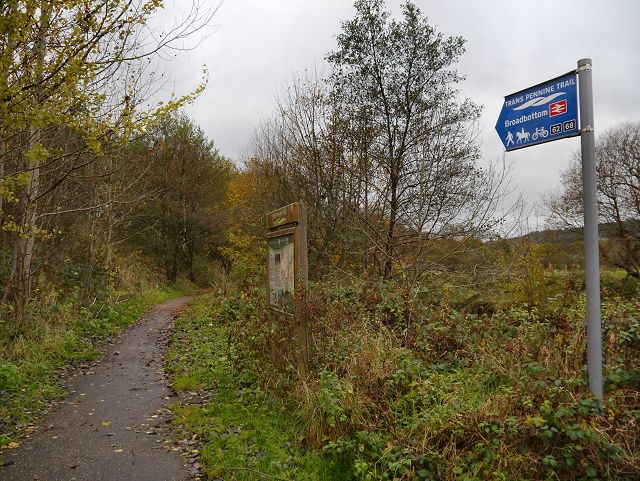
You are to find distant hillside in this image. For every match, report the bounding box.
[511,221,629,244]
[508,222,639,269]
[516,226,582,244]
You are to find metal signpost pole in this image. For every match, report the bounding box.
[495,59,603,400]
[577,58,603,400]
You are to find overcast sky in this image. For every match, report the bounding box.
[160,0,640,227]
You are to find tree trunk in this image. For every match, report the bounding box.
[383,166,399,280]
[0,140,5,215]
[3,4,51,329]
[104,162,115,271]
[169,243,179,283]
[7,128,42,328]
[0,2,16,221]
[187,241,196,283]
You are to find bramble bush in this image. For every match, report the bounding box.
[216,257,640,481]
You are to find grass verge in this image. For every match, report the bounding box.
[165,292,353,481]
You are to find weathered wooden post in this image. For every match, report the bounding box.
[265,201,309,378]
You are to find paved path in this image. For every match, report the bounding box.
[1,296,193,481]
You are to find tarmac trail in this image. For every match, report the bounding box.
[1,296,193,481]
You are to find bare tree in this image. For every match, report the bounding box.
[547,122,640,278]
[250,72,365,271]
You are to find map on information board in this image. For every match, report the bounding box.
[268,234,295,310]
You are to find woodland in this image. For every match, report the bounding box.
[1,1,638,480]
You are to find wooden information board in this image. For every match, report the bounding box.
[265,201,309,376]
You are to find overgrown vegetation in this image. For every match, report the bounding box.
[2,1,640,480]
[0,0,225,450]
[160,2,639,480]
[165,293,353,481]
[189,257,638,481]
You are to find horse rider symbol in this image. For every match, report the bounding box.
[516,127,530,143]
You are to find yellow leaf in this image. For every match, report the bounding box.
[101,421,111,427]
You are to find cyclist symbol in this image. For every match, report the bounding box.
[532,127,549,141]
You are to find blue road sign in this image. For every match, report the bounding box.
[496,71,580,151]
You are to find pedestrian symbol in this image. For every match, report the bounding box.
[506,131,514,146]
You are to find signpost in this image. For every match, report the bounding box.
[496,71,580,151]
[265,201,310,377]
[496,59,603,400]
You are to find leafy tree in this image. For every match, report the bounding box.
[219,170,267,269]
[248,0,510,287]
[0,0,212,327]
[131,114,234,283]
[327,0,497,280]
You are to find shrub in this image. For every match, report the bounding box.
[219,266,640,481]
